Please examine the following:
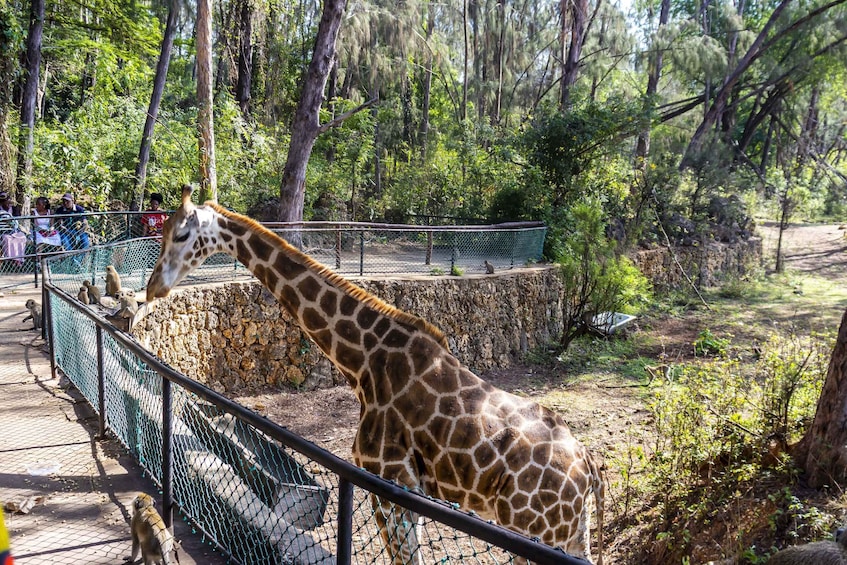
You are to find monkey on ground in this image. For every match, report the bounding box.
[83,280,101,305]
[766,526,847,564]
[484,260,495,274]
[106,265,122,297]
[125,492,177,565]
[22,299,42,330]
[77,286,89,305]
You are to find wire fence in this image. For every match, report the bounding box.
[40,236,587,565]
[1,212,546,292]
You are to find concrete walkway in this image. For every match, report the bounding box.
[0,283,228,564]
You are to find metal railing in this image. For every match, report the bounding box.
[41,242,587,565]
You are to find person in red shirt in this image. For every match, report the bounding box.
[141,193,168,237]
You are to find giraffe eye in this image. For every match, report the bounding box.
[173,232,190,243]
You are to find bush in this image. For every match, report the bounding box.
[609,329,835,562]
[557,201,651,350]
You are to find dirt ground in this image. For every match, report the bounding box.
[235,222,847,564]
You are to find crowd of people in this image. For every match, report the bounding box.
[0,191,168,266]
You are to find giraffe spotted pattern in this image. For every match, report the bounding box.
[146,185,604,564]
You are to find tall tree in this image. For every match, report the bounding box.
[16,0,44,213]
[133,0,180,211]
[791,308,847,488]
[277,0,347,222]
[0,2,19,198]
[679,0,847,169]
[235,0,254,119]
[634,0,670,164]
[559,0,592,109]
[197,0,217,202]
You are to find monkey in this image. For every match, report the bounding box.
[83,280,101,305]
[125,492,176,565]
[115,288,138,315]
[645,364,673,385]
[106,265,122,297]
[484,260,495,274]
[77,286,90,305]
[766,527,847,564]
[22,299,42,330]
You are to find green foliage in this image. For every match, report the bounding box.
[520,100,647,211]
[610,329,835,560]
[693,329,731,357]
[556,201,651,350]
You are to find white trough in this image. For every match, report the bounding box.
[590,312,637,335]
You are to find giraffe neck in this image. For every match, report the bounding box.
[205,203,449,390]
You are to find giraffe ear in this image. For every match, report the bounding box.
[180,184,194,210]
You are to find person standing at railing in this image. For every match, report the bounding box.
[54,193,90,251]
[0,191,25,267]
[141,193,167,237]
[33,196,62,253]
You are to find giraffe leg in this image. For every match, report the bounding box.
[370,494,422,565]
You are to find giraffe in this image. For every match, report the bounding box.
[146,186,605,564]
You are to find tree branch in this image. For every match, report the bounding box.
[316,97,378,134]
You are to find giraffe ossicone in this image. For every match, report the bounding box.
[146,185,605,564]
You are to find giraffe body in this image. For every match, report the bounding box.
[146,186,604,564]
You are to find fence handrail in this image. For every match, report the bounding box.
[262,220,546,232]
[43,275,587,565]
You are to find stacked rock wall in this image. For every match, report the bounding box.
[135,239,761,392]
[135,269,566,392]
[632,237,762,290]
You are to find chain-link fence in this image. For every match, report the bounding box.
[0,211,147,289]
[42,239,586,565]
[1,213,546,292]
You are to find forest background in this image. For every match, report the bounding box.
[0,0,844,255]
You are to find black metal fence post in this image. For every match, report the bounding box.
[359,231,364,276]
[161,377,174,530]
[44,271,57,380]
[95,326,106,439]
[336,478,354,565]
[335,228,342,270]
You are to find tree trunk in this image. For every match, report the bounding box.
[420,2,435,160]
[680,0,806,169]
[461,0,469,121]
[635,0,670,164]
[235,0,254,119]
[197,0,217,202]
[0,9,21,197]
[277,0,347,223]
[133,0,179,211]
[16,0,44,213]
[494,0,505,125]
[559,0,588,109]
[791,308,847,488]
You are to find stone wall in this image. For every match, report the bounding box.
[632,237,762,290]
[134,238,761,392]
[134,269,566,393]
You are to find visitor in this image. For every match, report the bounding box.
[33,196,62,253]
[54,193,90,251]
[0,191,24,267]
[141,193,168,237]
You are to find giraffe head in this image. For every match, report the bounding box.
[146,185,221,300]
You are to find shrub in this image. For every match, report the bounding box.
[557,201,651,350]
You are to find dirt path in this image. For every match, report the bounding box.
[758,221,847,278]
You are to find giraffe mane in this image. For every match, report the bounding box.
[206,202,450,350]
